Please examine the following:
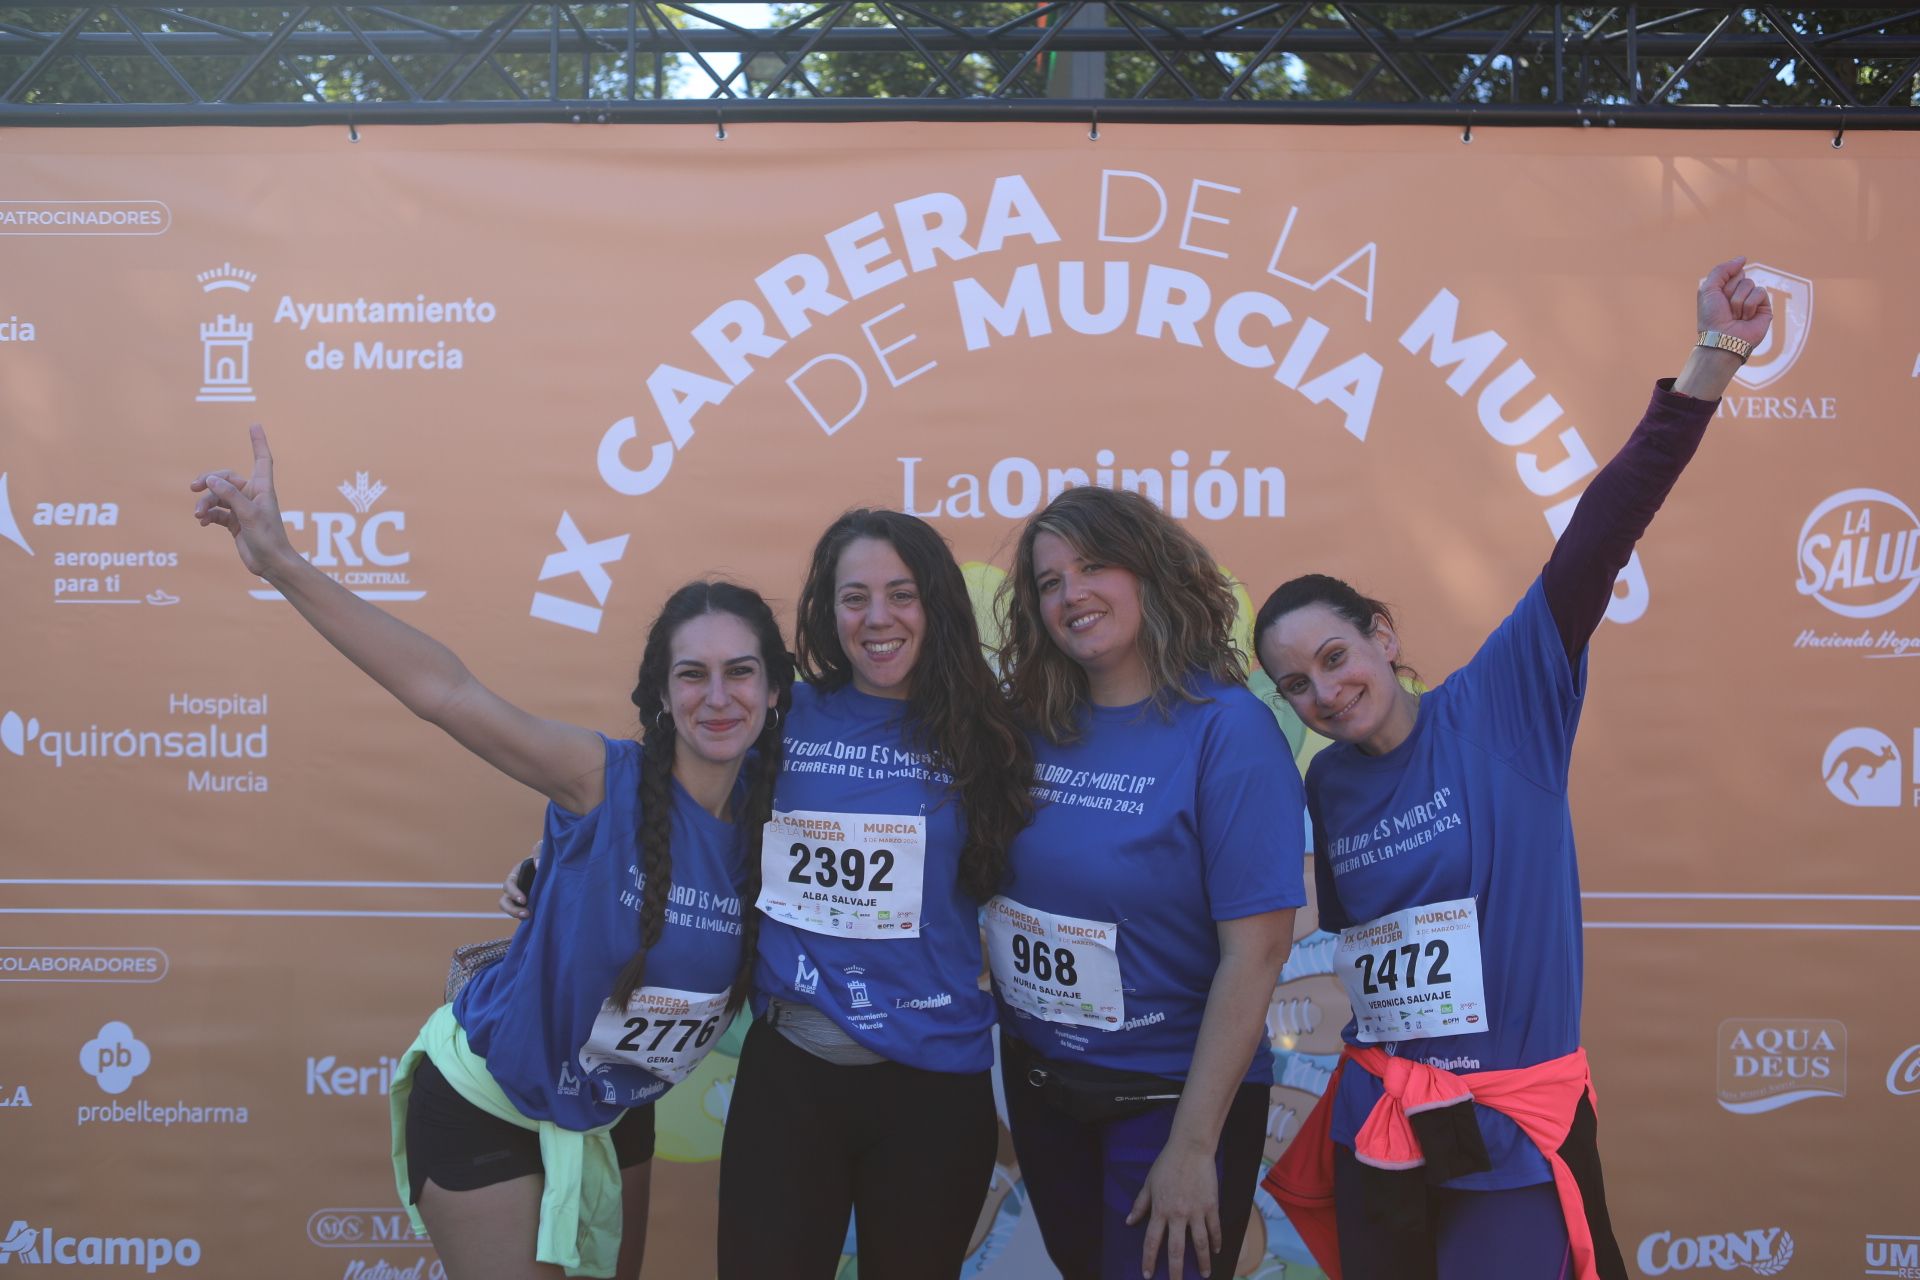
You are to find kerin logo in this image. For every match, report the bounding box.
[79,1021,151,1095]
[196,263,258,404]
[793,955,819,996]
[1823,728,1912,808]
[1865,1234,1920,1278]
[1637,1228,1794,1276]
[306,1056,397,1097]
[1796,490,1920,621]
[1717,1018,1846,1113]
[255,473,422,603]
[1732,265,1813,390]
[1887,1044,1920,1097]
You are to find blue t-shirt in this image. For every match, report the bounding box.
[456,735,751,1129]
[1310,576,1585,1190]
[996,674,1307,1082]
[751,681,998,1073]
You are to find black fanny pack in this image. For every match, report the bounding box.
[1003,1033,1185,1124]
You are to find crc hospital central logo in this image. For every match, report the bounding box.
[1823,728,1912,808]
[251,471,424,603]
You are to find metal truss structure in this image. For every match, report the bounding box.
[3,1,1918,125]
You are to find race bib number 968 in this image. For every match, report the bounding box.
[985,896,1125,1030]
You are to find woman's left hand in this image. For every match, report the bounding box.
[1127,1141,1221,1280]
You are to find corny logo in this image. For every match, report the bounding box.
[1637,1228,1794,1276]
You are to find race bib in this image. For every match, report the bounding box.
[757,809,926,940]
[578,986,731,1085]
[1333,897,1487,1043]
[984,896,1125,1030]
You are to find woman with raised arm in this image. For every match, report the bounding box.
[993,486,1305,1280]
[1253,258,1771,1280]
[191,428,791,1280]
[500,509,1035,1278]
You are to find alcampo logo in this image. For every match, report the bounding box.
[1796,489,1920,621]
[1637,1228,1794,1276]
[79,1022,150,1095]
[0,1220,201,1273]
[1823,728,1907,808]
[1731,265,1813,390]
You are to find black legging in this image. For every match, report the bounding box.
[717,1017,998,1280]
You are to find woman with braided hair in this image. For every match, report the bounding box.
[189,427,793,1280]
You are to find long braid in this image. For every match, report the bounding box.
[726,703,787,1013]
[611,715,676,1008]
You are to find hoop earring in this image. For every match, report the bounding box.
[653,707,672,733]
[766,706,783,733]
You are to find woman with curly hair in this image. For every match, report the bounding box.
[716,508,1036,1279]
[191,427,791,1280]
[993,485,1305,1280]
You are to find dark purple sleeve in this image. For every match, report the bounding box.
[1542,379,1719,664]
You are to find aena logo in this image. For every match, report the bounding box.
[0,473,31,556]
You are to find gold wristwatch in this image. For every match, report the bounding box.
[1697,329,1754,362]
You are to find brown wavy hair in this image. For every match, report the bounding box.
[795,509,1033,901]
[611,580,795,1014]
[998,486,1244,745]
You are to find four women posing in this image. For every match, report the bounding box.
[193,258,1764,1280]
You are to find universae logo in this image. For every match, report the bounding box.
[1730,265,1812,391]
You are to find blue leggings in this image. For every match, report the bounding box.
[1002,1051,1268,1280]
[1333,1143,1572,1280]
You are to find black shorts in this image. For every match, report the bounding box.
[404,1057,655,1203]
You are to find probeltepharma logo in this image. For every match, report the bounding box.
[1823,728,1914,808]
[1792,491,1920,662]
[79,1022,151,1094]
[250,473,424,603]
[74,1021,249,1129]
[1717,1018,1846,1113]
[1866,1234,1920,1278]
[2,693,269,795]
[306,1056,397,1098]
[0,1220,201,1273]
[0,470,183,606]
[1637,1228,1794,1276]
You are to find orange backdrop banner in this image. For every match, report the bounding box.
[1,121,1917,1280]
